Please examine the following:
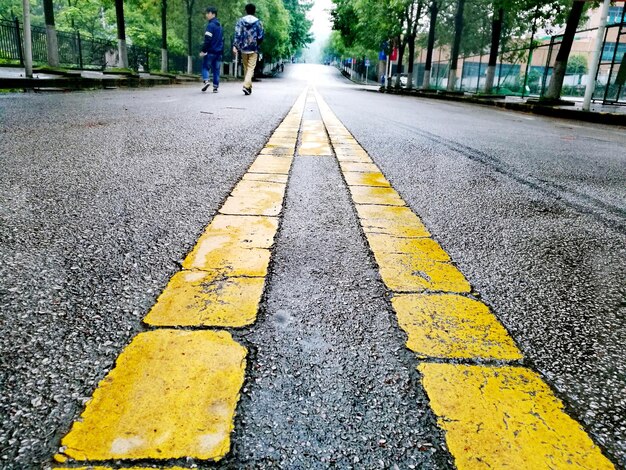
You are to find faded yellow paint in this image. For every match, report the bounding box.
[144,271,264,327]
[335,152,373,163]
[183,215,278,270]
[419,364,615,470]
[374,252,471,293]
[298,142,333,156]
[219,181,286,216]
[248,155,293,174]
[365,233,449,261]
[355,205,431,238]
[259,147,295,156]
[343,171,390,187]
[56,467,191,470]
[243,172,289,184]
[349,186,405,206]
[58,330,247,462]
[340,162,380,173]
[393,294,522,360]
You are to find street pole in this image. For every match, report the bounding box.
[21,0,32,78]
[583,0,611,111]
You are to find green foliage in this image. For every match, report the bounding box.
[2,0,310,62]
[566,53,588,75]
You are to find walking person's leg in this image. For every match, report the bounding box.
[243,53,257,94]
[212,55,221,91]
[201,54,211,92]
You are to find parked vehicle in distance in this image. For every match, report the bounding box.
[390,73,408,88]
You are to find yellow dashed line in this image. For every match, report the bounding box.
[54,89,308,467]
[314,90,615,470]
[57,330,246,462]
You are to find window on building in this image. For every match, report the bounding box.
[602,42,626,62]
[607,6,624,25]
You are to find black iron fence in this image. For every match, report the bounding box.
[0,18,193,73]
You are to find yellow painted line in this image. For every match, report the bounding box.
[355,204,431,238]
[56,330,247,462]
[364,233,450,260]
[248,155,293,173]
[314,90,614,469]
[144,271,265,327]
[393,294,522,360]
[343,171,391,187]
[339,161,380,173]
[419,364,614,470]
[373,252,471,293]
[349,186,406,206]
[55,89,309,467]
[298,118,332,156]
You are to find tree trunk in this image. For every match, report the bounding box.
[484,7,503,94]
[447,0,465,91]
[423,0,438,89]
[161,0,168,72]
[407,35,416,89]
[544,0,584,100]
[115,0,128,68]
[43,0,59,67]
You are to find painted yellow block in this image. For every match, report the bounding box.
[365,233,449,261]
[374,252,471,293]
[187,245,270,276]
[355,204,431,238]
[340,162,379,173]
[182,215,278,270]
[258,146,294,159]
[243,172,289,184]
[419,364,615,470]
[335,152,372,163]
[56,467,191,470]
[343,171,390,187]
[58,330,247,462]
[248,155,293,174]
[349,186,405,206]
[393,294,522,360]
[298,142,333,156]
[220,181,286,216]
[144,270,265,327]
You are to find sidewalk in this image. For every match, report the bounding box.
[379,86,626,126]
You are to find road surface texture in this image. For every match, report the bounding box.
[0,65,624,469]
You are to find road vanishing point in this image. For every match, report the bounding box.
[1,65,625,470]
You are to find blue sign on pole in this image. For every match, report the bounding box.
[365,59,371,67]
[378,51,386,61]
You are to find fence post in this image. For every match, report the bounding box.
[77,30,83,69]
[14,17,24,66]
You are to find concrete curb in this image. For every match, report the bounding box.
[0,74,201,91]
[381,88,626,126]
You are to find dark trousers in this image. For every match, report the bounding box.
[202,53,221,86]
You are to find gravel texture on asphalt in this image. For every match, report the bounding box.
[227,130,453,468]
[0,80,302,469]
[316,67,626,467]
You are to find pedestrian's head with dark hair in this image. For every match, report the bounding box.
[245,3,256,15]
[205,6,217,16]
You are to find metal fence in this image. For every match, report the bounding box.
[0,18,193,73]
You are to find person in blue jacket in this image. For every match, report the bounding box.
[199,6,224,93]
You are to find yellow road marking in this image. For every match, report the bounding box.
[55,89,309,467]
[349,186,406,206]
[393,294,522,360]
[343,171,391,187]
[419,364,614,470]
[355,204,431,237]
[145,271,265,327]
[57,330,246,462]
[373,252,471,293]
[314,90,614,469]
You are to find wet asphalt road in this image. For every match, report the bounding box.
[1,65,625,468]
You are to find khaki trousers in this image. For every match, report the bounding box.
[242,52,257,89]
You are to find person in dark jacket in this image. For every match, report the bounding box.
[232,3,264,95]
[200,6,224,93]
